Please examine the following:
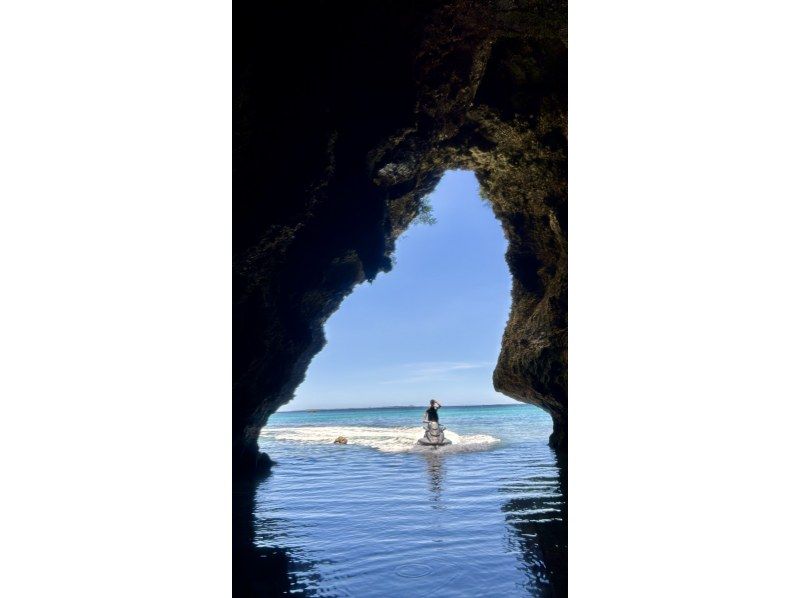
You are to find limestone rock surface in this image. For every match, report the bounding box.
[234,0,567,477]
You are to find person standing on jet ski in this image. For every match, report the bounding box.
[418,400,451,447]
[424,400,441,423]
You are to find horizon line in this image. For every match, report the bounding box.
[276,402,522,413]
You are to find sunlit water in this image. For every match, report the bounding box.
[255,404,566,597]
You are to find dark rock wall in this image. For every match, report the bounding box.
[234,0,567,476]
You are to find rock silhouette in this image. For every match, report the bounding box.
[234,0,567,477]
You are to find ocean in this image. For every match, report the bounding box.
[252,404,567,597]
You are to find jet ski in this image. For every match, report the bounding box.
[417,421,452,448]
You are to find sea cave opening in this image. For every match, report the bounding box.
[250,170,565,596]
[265,168,555,435]
[281,170,515,413]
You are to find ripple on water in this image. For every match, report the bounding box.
[253,405,566,597]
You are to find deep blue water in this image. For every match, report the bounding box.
[254,404,566,597]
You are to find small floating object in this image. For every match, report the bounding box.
[333,436,348,444]
[417,422,452,448]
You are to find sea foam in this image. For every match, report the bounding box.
[261,425,500,453]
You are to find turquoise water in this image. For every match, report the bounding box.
[254,404,567,597]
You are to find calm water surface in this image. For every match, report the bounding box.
[253,404,566,597]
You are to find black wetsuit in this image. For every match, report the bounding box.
[425,406,439,423]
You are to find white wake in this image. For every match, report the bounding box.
[261,425,500,453]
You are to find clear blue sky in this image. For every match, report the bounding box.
[281,170,516,411]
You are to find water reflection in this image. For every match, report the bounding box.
[237,449,568,597]
[233,473,317,597]
[421,452,446,509]
[501,449,567,597]
[242,405,567,596]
